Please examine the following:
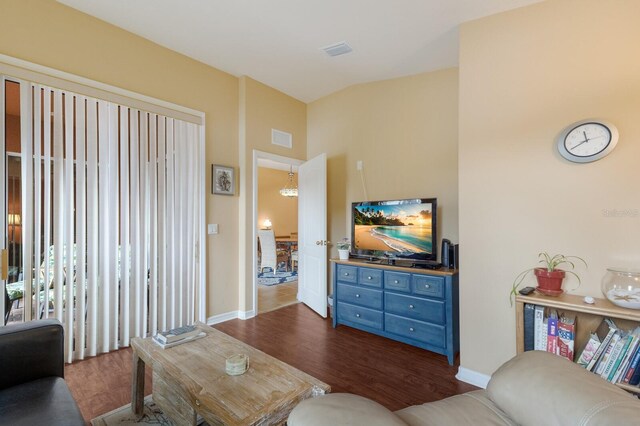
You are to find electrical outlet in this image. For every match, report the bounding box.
[356,160,363,171]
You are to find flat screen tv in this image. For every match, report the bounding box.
[351,198,437,262]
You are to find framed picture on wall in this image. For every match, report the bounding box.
[212,164,235,195]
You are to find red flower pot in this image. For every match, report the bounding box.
[534,268,566,296]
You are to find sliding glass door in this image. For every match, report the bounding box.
[1,75,204,363]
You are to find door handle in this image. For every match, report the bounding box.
[315,240,331,246]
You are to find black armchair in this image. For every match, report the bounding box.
[0,319,85,425]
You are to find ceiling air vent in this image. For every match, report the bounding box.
[322,41,353,57]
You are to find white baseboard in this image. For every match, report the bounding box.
[206,311,239,325]
[456,366,491,389]
[239,310,256,320]
[206,309,257,324]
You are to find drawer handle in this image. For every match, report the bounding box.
[409,327,415,332]
[355,313,361,318]
[367,276,372,280]
[425,284,430,289]
[355,294,360,298]
[394,280,399,284]
[409,304,414,309]
[344,272,349,276]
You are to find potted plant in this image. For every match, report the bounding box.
[336,238,351,260]
[510,252,587,305]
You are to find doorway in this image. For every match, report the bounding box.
[254,154,302,314]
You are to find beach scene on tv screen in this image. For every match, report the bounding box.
[354,202,433,254]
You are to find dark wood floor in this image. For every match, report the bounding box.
[65,303,476,423]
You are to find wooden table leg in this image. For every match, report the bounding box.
[131,352,146,416]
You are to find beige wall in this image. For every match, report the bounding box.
[307,69,459,267]
[0,0,242,317]
[238,77,307,311]
[459,0,640,375]
[257,168,298,237]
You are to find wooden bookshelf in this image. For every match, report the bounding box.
[515,292,640,394]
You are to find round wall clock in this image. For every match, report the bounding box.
[557,119,619,163]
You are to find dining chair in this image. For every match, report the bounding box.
[257,229,290,273]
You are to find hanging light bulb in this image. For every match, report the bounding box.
[279,166,298,197]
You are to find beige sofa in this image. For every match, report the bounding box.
[288,351,640,426]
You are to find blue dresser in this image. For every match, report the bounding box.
[332,260,459,365]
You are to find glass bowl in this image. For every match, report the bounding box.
[601,268,640,310]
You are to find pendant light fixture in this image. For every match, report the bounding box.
[279,166,298,197]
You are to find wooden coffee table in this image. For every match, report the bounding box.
[131,323,330,425]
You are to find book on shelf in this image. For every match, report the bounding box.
[523,303,535,351]
[595,331,622,376]
[546,310,559,355]
[152,332,206,349]
[624,339,640,384]
[586,319,618,372]
[608,334,634,382]
[557,314,576,362]
[155,324,201,344]
[534,305,547,351]
[612,332,639,383]
[576,332,601,368]
[629,349,640,386]
[600,332,626,380]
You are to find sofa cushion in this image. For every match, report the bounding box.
[487,350,640,426]
[288,393,408,426]
[394,390,517,426]
[0,376,85,426]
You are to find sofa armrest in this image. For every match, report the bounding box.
[288,393,408,426]
[0,319,64,390]
[487,350,640,426]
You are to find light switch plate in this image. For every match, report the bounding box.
[208,224,219,235]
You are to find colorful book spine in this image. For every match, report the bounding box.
[629,349,640,386]
[607,335,632,382]
[576,333,601,368]
[557,315,575,361]
[534,305,546,351]
[546,310,558,355]
[587,320,618,372]
[624,343,640,383]
[596,332,621,376]
[613,336,638,383]
[524,304,535,352]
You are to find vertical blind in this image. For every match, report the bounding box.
[18,83,203,362]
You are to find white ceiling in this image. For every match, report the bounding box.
[58,0,544,103]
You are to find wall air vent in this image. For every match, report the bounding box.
[272,129,292,148]
[322,41,353,57]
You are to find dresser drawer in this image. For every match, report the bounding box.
[337,303,383,330]
[385,314,446,348]
[412,275,444,299]
[358,268,383,288]
[384,271,410,293]
[336,265,358,284]
[337,284,383,310]
[384,292,445,324]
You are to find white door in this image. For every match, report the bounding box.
[298,153,327,317]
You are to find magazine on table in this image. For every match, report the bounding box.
[153,331,206,349]
[155,325,201,344]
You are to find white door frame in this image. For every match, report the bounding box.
[252,150,303,314]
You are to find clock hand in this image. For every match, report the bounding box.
[583,131,589,142]
[571,140,588,150]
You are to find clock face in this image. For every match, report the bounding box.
[557,120,618,163]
